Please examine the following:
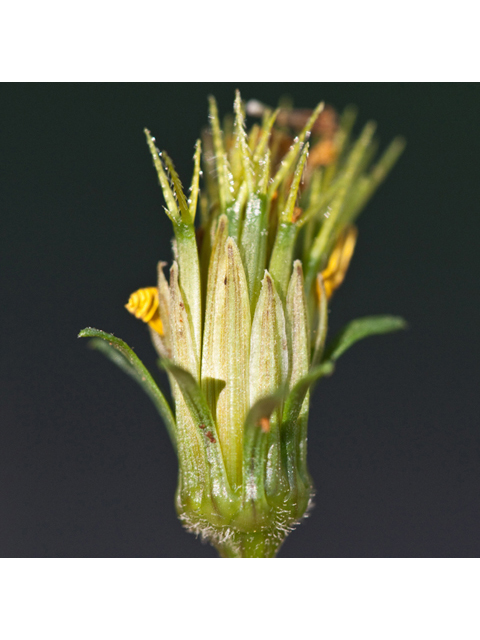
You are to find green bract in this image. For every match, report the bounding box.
[79,92,406,557]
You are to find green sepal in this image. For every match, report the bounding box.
[161,359,233,505]
[78,328,177,450]
[323,315,407,362]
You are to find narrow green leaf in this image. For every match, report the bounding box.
[188,139,202,222]
[200,127,219,214]
[144,129,180,224]
[247,123,260,153]
[304,184,347,292]
[162,360,232,502]
[257,149,271,195]
[267,101,324,199]
[268,221,298,302]
[370,136,406,185]
[282,361,335,428]
[342,136,406,225]
[336,104,358,162]
[78,328,176,449]
[208,95,232,213]
[239,193,268,312]
[283,142,309,223]
[268,145,309,299]
[304,121,377,291]
[253,107,279,163]
[162,361,220,441]
[233,90,254,194]
[323,315,407,362]
[311,273,328,366]
[162,150,191,225]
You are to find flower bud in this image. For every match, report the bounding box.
[82,92,406,557]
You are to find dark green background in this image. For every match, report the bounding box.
[1,83,479,557]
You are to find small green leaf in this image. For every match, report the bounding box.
[323,315,407,362]
[78,328,177,450]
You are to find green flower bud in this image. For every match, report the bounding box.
[79,92,407,557]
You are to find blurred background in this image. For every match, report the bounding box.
[1,83,479,557]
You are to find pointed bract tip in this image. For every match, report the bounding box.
[293,259,304,276]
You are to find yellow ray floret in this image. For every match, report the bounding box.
[125,287,164,336]
[320,226,358,299]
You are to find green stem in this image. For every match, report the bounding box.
[216,532,282,558]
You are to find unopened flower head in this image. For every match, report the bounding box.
[79,92,406,558]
